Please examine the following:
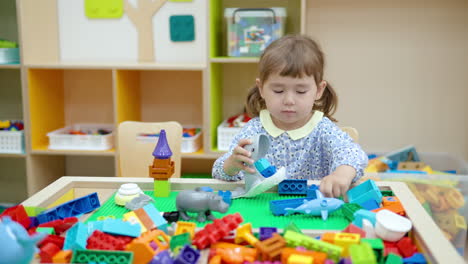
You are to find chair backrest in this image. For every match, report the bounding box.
[341,126,359,142]
[118,121,182,178]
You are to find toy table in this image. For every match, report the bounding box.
[22,176,465,263]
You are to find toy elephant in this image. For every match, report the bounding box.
[176,188,230,222]
[231,134,286,198]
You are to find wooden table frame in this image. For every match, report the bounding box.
[22,176,465,263]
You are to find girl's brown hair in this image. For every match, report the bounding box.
[246,34,338,122]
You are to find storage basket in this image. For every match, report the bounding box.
[0,48,20,64]
[225,7,286,57]
[47,124,114,151]
[217,120,242,151]
[0,130,24,154]
[136,127,202,153]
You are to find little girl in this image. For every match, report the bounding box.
[212,34,368,198]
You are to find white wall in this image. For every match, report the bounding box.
[306,0,468,161]
[57,0,206,63]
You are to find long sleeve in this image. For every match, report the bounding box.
[317,118,368,182]
[212,118,261,181]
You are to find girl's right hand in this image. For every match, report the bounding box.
[223,138,256,176]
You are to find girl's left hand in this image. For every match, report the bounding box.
[320,165,356,198]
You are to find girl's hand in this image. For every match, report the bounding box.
[223,139,256,176]
[320,165,356,198]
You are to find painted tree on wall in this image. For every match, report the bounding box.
[124,0,167,62]
[85,0,167,62]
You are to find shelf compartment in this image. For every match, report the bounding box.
[0,69,23,120]
[209,0,303,58]
[24,61,206,70]
[209,62,258,152]
[28,69,114,152]
[116,69,203,127]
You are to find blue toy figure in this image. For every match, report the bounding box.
[0,216,46,264]
[285,189,344,220]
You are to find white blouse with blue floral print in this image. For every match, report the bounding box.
[212,110,368,182]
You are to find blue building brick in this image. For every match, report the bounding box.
[149,250,174,264]
[63,222,88,250]
[254,158,277,177]
[347,180,382,206]
[174,245,200,264]
[218,190,232,205]
[352,209,377,228]
[306,184,320,199]
[37,192,100,224]
[278,179,307,195]
[259,227,278,241]
[102,219,141,237]
[143,204,168,233]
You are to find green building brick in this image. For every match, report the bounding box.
[341,203,363,222]
[154,180,170,197]
[385,253,403,264]
[349,242,377,264]
[170,232,191,253]
[71,249,133,264]
[36,227,55,235]
[362,238,384,264]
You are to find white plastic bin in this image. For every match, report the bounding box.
[0,48,20,64]
[47,124,114,151]
[0,130,24,154]
[217,120,242,151]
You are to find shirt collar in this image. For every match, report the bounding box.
[260,109,324,140]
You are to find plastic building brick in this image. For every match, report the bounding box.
[259,227,278,241]
[255,233,286,261]
[175,221,197,238]
[52,250,73,263]
[134,206,156,231]
[353,209,377,227]
[340,203,363,222]
[86,230,128,250]
[36,227,55,234]
[39,242,61,263]
[38,216,78,235]
[126,229,170,264]
[115,183,144,206]
[402,253,426,264]
[306,184,319,199]
[381,190,395,197]
[269,198,313,216]
[396,237,417,258]
[349,242,377,264]
[63,222,88,250]
[143,203,168,232]
[174,244,200,264]
[280,247,327,264]
[71,249,133,264]
[373,202,406,216]
[38,234,65,249]
[235,223,260,246]
[278,179,307,195]
[254,158,277,177]
[176,188,230,222]
[0,216,46,264]
[385,253,403,264]
[283,230,342,262]
[385,145,420,162]
[170,232,191,252]
[209,242,258,263]
[169,15,195,42]
[362,238,384,264]
[163,211,180,223]
[287,254,313,264]
[154,180,171,198]
[0,204,31,229]
[283,221,303,235]
[360,198,380,210]
[36,192,100,224]
[218,190,232,205]
[125,193,154,210]
[102,219,141,237]
[124,211,148,232]
[193,213,243,249]
[347,180,382,207]
[384,241,401,257]
[149,250,174,264]
[333,232,361,257]
[339,258,352,264]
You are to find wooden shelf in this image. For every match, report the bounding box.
[0,153,26,158]
[0,64,20,69]
[182,148,221,159]
[31,146,116,156]
[210,57,259,63]
[24,61,206,71]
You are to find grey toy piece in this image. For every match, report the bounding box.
[231,134,286,199]
[125,193,154,210]
[176,187,230,222]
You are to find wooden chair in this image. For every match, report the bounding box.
[341,126,359,142]
[118,121,182,178]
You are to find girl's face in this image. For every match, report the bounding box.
[257,73,326,131]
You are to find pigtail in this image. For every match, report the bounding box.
[314,83,338,122]
[245,85,266,118]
